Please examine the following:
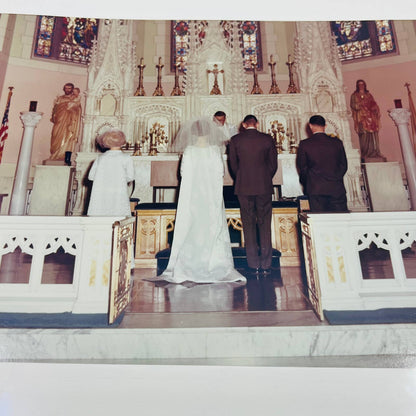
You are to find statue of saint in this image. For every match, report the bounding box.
[350,79,385,161]
[50,82,82,164]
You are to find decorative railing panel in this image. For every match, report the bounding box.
[300,212,416,315]
[0,216,126,315]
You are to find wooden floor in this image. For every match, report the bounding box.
[128,266,310,313]
[118,265,325,328]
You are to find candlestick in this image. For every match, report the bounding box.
[286,54,298,94]
[250,61,263,95]
[171,62,183,96]
[153,56,165,96]
[134,57,146,96]
[268,54,280,94]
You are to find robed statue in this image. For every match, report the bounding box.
[50,82,82,164]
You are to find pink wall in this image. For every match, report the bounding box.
[342,60,416,164]
[0,64,87,166]
[1,57,415,166]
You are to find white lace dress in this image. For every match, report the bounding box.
[160,144,246,284]
[87,150,134,217]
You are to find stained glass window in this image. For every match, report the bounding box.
[240,21,262,70]
[331,20,396,62]
[171,20,262,72]
[33,16,99,65]
[34,16,56,58]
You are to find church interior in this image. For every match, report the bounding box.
[1,10,416,414]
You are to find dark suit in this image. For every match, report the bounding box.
[228,128,278,269]
[296,132,348,212]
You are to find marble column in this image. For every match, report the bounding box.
[388,108,416,210]
[9,111,43,215]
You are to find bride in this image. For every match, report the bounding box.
[159,117,246,284]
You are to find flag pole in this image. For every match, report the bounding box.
[0,86,14,163]
[405,82,416,154]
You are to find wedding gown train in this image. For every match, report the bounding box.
[160,144,246,284]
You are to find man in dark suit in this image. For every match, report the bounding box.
[228,114,278,275]
[296,115,348,213]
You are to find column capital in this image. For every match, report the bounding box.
[19,111,43,127]
[388,108,411,125]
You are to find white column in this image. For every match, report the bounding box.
[9,111,43,215]
[388,108,416,210]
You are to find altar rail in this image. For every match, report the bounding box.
[0,216,134,319]
[134,202,301,267]
[300,212,416,319]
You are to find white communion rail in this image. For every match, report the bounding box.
[300,212,416,318]
[0,216,128,314]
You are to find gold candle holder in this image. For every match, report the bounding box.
[153,57,165,96]
[250,61,263,95]
[171,62,183,96]
[147,122,168,156]
[132,141,142,156]
[134,57,146,96]
[269,120,285,153]
[289,133,298,154]
[286,54,299,94]
[268,55,281,94]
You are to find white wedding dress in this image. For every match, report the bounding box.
[160,143,246,284]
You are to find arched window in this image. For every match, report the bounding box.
[331,20,396,62]
[33,16,99,65]
[171,20,262,72]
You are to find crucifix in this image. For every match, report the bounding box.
[207,64,224,95]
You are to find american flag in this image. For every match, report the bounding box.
[0,87,14,163]
[405,82,416,153]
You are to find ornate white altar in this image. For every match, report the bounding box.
[72,20,367,215]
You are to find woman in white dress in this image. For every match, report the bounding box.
[160,118,246,284]
[87,129,134,217]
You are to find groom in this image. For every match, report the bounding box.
[228,114,278,275]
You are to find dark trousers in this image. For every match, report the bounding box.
[237,194,273,269]
[308,194,348,213]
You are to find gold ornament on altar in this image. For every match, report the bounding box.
[142,122,168,156]
[153,57,165,97]
[268,55,281,94]
[269,121,285,153]
[171,62,184,96]
[287,132,298,154]
[250,60,263,95]
[207,64,224,95]
[286,55,299,94]
[132,138,146,156]
[134,57,146,96]
[268,121,297,154]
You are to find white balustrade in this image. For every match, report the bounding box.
[301,212,416,315]
[0,216,125,314]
